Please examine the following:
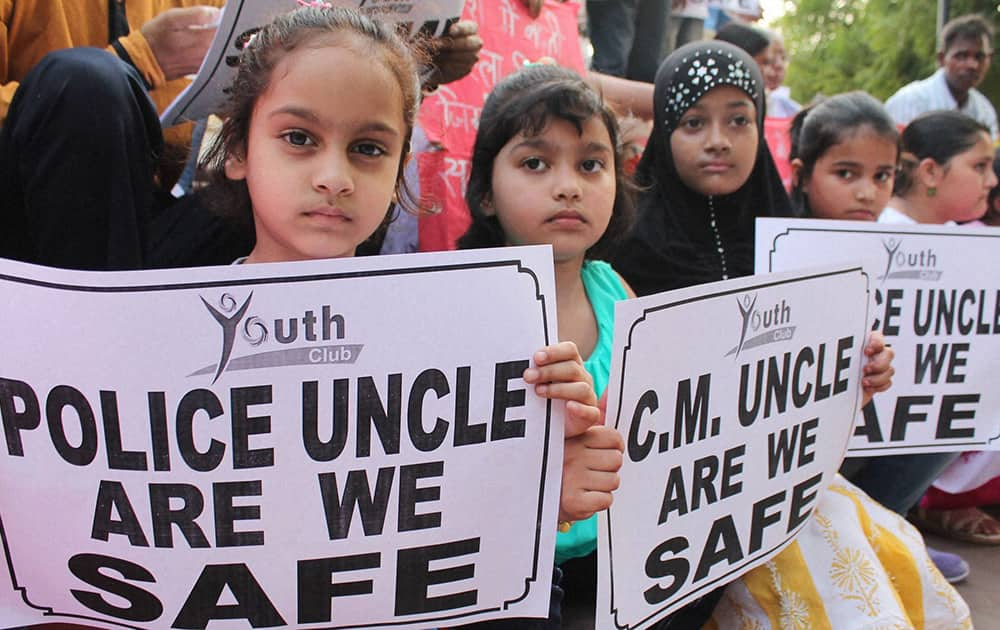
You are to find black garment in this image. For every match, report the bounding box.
[0,47,161,270]
[614,41,793,296]
[609,41,792,629]
[0,47,251,271]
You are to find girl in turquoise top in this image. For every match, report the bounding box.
[457,64,636,604]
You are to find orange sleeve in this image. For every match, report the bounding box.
[111,28,166,90]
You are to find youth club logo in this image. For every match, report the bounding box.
[879,238,942,282]
[190,292,363,382]
[726,293,795,358]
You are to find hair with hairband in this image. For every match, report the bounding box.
[788,91,899,216]
[894,110,991,197]
[200,6,424,234]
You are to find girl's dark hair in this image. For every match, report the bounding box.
[457,64,634,260]
[714,22,771,58]
[200,6,423,229]
[788,91,899,215]
[894,110,991,197]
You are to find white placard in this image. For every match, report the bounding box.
[757,218,1000,456]
[0,246,559,629]
[161,0,466,127]
[596,266,869,629]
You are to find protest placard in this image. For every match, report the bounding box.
[161,0,465,127]
[0,246,560,629]
[757,218,1000,456]
[596,266,869,629]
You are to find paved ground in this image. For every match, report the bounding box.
[929,526,1000,629]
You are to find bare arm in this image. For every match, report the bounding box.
[586,71,654,120]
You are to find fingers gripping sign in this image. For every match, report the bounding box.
[142,6,221,81]
[523,343,623,524]
[860,331,895,407]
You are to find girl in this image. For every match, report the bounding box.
[617,41,968,628]
[456,62,635,626]
[197,6,615,628]
[457,61,764,630]
[787,93,977,583]
[875,111,1000,549]
[882,110,997,225]
[614,40,793,295]
[788,91,899,220]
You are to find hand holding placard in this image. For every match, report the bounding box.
[142,6,221,81]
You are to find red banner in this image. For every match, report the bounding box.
[417,0,585,252]
[765,116,793,192]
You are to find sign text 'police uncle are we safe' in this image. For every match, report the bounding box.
[757,218,1000,455]
[0,247,561,629]
[596,266,869,630]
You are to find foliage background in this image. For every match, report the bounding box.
[776,0,1000,106]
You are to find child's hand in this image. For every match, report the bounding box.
[559,392,624,522]
[523,345,623,522]
[522,341,599,434]
[861,331,894,407]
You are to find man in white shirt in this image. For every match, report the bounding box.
[885,14,997,140]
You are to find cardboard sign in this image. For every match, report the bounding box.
[597,266,869,629]
[0,246,560,629]
[161,0,465,126]
[757,218,1000,455]
[416,0,585,252]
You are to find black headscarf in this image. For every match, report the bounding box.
[614,41,793,296]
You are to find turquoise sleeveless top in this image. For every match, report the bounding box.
[556,260,628,564]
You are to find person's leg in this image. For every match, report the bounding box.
[587,0,638,77]
[663,12,682,56]
[843,452,960,516]
[675,16,705,49]
[625,0,670,82]
[0,47,162,270]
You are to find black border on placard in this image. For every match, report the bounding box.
[0,258,554,628]
[767,224,1000,450]
[166,0,248,124]
[603,266,865,630]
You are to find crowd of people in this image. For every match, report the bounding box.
[0,1,998,629]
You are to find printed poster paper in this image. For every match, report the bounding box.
[597,266,869,629]
[757,218,1000,455]
[0,246,559,629]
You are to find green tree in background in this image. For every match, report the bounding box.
[777,0,1000,106]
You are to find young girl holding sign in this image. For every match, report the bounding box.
[613,41,968,627]
[877,112,1000,550]
[455,62,636,625]
[786,92,981,582]
[194,6,616,628]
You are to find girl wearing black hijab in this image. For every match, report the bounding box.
[610,41,971,629]
[614,40,793,295]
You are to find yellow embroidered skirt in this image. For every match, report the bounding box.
[706,476,972,629]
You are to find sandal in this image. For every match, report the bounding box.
[909,506,1000,545]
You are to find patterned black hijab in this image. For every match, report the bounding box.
[614,41,792,295]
